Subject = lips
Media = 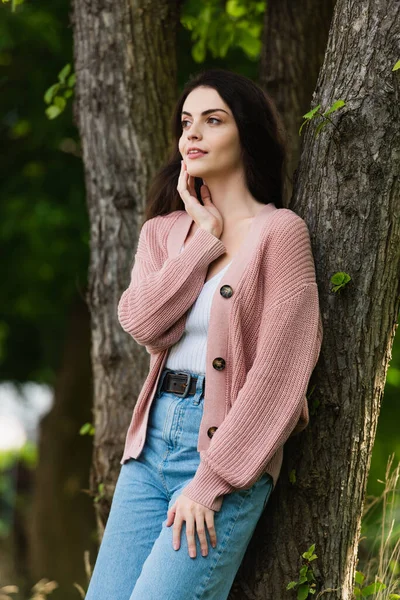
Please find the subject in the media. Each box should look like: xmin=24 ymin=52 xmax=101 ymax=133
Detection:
xmin=187 ymin=148 xmax=207 ymax=155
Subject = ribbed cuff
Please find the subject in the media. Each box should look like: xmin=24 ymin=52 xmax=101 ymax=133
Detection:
xmin=180 ymin=460 xmax=236 ymax=512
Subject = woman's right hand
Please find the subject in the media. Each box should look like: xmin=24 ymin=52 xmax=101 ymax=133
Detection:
xmin=177 ymin=160 xmax=223 ymax=239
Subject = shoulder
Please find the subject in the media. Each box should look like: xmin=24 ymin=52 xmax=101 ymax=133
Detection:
xmin=140 ymin=211 xmax=184 ymax=253
xmin=141 ymin=211 xmax=183 ymax=236
xmin=263 ymin=207 xmax=312 ymax=254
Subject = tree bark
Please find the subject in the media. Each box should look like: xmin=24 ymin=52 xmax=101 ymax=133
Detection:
xmin=236 ymin=1 xmax=400 ymax=599
xmin=71 ymin=0 xmax=181 ymax=547
xmin=29 ymin=295 xmax=96 ymax=599
xmin=259 ymin=0 xmax=337 ymax=206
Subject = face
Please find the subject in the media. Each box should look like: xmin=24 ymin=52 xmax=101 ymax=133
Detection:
xmin=178 ymin=86 xmax=242 ymax=180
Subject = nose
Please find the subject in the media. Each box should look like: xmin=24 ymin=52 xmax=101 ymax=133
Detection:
xmin=186 ymin=121 xmax=202 ymax=141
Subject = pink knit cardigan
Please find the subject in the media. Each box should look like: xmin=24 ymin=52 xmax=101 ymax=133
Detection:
xmin=117 ymin=202 xmax=323 ymax=511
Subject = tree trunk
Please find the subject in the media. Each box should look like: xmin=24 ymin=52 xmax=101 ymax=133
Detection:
xmin=29 ymin=295 xmax=96 ymax=600
xmin=259 ymin=0 xmax=337 ymax=206
xmin=235 ymin=1 xmax=400 ymax=599
xmin=71 ymin=0 xmax=182 ymax=548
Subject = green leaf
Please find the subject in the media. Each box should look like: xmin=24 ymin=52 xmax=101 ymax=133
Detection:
xmin=45 ymin=105 xmax=62 ymax=120
xmin=354 ymin=588 xmax=362 ymax=597
xmin=297 ymin=583 xmax=310 ymax=600
xmin=44 ymin=83 xmax=61 ymax=104
xmin=289 ymin=469 xmax=296 ymax=484
xmin=361 ymin=581 xmax=387 ymax=596
xmin=67 ymin=73 xmax=76 ymax=87
xmin=302 ymin=105 xmax=321 ymax=120
xmin=226 ymin=0 xmax=247 ymax=18
xmin=355 ymin=572 xmax=365 ymax=585
xmin=192 ymin=40 xmax=206 ymax=63
xmin=392 ymin=59 xmax=400 ymax=71
xmin=58 ymin=62 xmax=71 ymax=83
xmin=315 ymin=121 xmax=328 ymax=136
xmin=53 ymin=95 xmax=66 ymax=110
xmin=79 ymin=422 xmax=94 ymax=435
xmin=330 ymin=272 xmax=351 ymax=286
xmin=302 ymin=544 xmax=316 ymax=559
xmin=287 ymin=581 xmax=298 ymax=590
xmin=299 ymin=119 xmax=309 ymax=136
xmin=323 ymin=99 xmax=346 ymax=116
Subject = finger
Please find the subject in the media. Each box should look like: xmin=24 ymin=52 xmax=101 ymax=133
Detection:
xmin=188 ymin=174 xmax=196 ymax=198
xmin=166 ymin=503 xmax=176 ymax=527
xmin=195 ymin=513 xmax=209 ymax=557
xmin=173 ymin=516 xmax=183 ymax=551
xmin=205 ymin=512 xmax=217 ymax=548
xmin=185 ymin=515 xmax=197 ymax=558
xmin=200 ymin=184 xmax=212 ymax=206
xmin=177 ymin=162 xmax=191 ymax=204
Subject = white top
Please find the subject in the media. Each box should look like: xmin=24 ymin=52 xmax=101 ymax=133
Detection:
xmin=165 ymin=243 xmax=232 ymax=375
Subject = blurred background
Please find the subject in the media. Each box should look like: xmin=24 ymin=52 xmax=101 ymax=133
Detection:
xmin=0 ymin=0 xmax=399 ymax=598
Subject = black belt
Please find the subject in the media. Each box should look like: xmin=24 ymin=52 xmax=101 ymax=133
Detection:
xmin=160 ymin=370 xmax=201 ymax=398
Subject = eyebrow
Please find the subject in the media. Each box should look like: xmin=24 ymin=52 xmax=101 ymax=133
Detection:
xmin=181 ymin=108 xmax=229 ymax=117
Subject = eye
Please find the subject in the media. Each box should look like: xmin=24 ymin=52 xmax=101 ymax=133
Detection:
xmin=181 ymin=117 xmax=221 ymax=128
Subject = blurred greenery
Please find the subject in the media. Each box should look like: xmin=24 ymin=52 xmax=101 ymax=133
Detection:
xmin=0 ymin=0 xmax=88 ymax=385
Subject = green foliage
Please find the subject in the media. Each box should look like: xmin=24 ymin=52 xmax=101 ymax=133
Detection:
xmin=0 ymin=440 xmax=37 ymax=471
xmin=0 ymin=0 xmax=88 ymax=383
xmin=299 ymin=100 xmax=346 ymax=137
xmin=181 ymin=0 xmax=266 ymax=62
xmin=287 ymin=544 xmax=318 ymax=599
xmin=330 ymin=271 xmax=351 ymax=293
xmin=79 ymin=422 xmax=95 ymax=436
xmin=353 ymin=570 xmax=400 ymax=598
xmin=1 ymin=0 xmax=24 ymax=13
xmin=94 ymin=482 xmax=105 ymax=503
xmin=392 ymin=60 xmax=400 ymax=71
xmin=44 ymin=62 xmax=76 ymax=119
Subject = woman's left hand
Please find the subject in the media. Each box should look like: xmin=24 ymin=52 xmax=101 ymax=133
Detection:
xmin=166 ymin=494 xmax=217 ymax=558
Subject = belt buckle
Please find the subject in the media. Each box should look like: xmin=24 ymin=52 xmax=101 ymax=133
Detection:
xmin=174 ymin=372 xmax=192 ymax=398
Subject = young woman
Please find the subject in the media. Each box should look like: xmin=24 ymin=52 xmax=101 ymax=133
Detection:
xmin=85 ymin=68 xmax=323 ymax=600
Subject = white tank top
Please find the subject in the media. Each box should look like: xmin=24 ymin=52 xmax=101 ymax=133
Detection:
xmin=165 ymin=244 xmax=232 ymax=375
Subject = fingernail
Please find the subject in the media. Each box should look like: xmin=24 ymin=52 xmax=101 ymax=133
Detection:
xmin=173 ymin=543 xmax=178 ymax=550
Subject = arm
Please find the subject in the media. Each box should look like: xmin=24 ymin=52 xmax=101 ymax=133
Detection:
xmin=181 ymin=215 xmax=324 ymax=511
xmin=118 ymin=218 xmax=226 ymax=348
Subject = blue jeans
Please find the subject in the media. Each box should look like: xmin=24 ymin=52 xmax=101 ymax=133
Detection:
xmin=85 ymin=368 xmax=273 ymax=600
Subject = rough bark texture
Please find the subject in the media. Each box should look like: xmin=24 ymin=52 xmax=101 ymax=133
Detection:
xmin=234 ymin=1 xmax=399 ymax=599
xmin=71 ymin=0 xmax=181 ymax=548
xmin=259 ymin=0 xmax=337 ymax=206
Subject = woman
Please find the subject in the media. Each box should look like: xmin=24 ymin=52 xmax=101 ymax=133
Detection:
xmin=85 ymin=68 xmax=323 ymax=600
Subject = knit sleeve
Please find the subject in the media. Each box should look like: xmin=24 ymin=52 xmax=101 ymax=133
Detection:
xmin=180 ymin=214 xmax=323 ymax=511
xmin=117 ymin=219 xmax=226 ymax=349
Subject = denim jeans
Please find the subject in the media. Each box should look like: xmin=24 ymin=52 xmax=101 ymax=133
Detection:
xmin=85 ymin=368 xmax=274 ymax=600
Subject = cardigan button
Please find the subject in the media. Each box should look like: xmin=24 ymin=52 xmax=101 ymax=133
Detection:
xmin=207 ymin=426 xmax=218 ymax=438
xmin=220 ymin=284 xmax=233 ymax=298
xmin=212 ymin=357 xmax=226 ymax=370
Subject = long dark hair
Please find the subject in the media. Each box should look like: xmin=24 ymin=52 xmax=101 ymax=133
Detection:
xmin=144 ymin=68 xmax=288 ymax=223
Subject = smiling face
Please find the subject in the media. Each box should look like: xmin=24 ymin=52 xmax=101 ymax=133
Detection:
xmin=178 ymin=86 xmax=243 ymax=180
